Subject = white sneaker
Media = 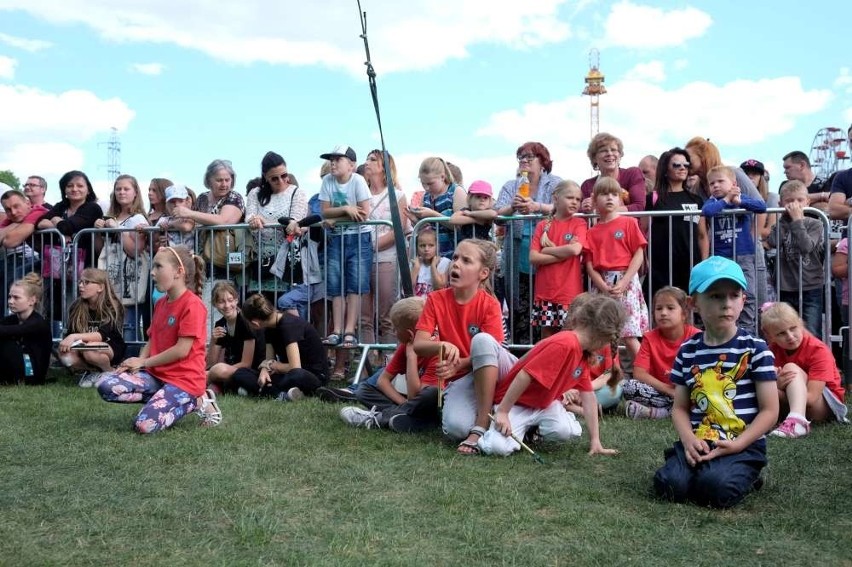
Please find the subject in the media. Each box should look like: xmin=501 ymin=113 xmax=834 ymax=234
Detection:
xmin=287 ymin=387 xmax=305 ymax=401
xmin=78 ymin=371 xmax=101 ymax=388
xmin=339 ymin=406 xmax=381 ymax=429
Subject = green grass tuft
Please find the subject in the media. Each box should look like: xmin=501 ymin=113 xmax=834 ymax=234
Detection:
xmin=1 ymin=378 xmax=850 ymax=565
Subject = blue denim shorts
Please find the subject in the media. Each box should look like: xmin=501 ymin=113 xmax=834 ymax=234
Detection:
xmin=326 ymin=232 xmax=373 ymax=296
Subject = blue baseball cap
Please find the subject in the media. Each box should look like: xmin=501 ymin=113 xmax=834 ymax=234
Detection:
xmin=689 ymin=256 xmax=747 ymax=294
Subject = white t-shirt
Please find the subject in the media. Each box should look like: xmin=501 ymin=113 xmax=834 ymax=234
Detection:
xmin=319 ymin=173 xmax=371 ymax=235
xmin=414 ymin=257 xmax=451 ymax=297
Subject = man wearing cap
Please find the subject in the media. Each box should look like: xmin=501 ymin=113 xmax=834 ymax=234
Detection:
xmin=449 ymin=180 xmax=496 ymax=241
xmin=0 ymin=189 xmax=48 ymax=294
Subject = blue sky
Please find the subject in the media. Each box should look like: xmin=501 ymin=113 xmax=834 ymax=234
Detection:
xmin=0 ymin=0 xmax=850 ymax=206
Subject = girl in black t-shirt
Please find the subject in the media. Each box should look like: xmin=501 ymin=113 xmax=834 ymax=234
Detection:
xmin=237 ymin=293 xmax=327 ymax=401
xmin=0 ymin=273 xmax=52 ymax=385
xmin=207 ymin=281 xmax=265 ymax=392
xmin=58 ymin=268 xmax=126 ymax=387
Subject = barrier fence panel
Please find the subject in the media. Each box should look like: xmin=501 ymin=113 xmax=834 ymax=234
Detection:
xmin=16 ymin=209 xmax=839 ymax=370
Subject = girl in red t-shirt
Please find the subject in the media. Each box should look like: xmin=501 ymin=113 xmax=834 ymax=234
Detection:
xmin=761 ymin=302 xmax=848 ymax=438
xmin=481 ymin=294 xmax=624 ymax=457
xmin=414 ymin=238 xmax=508 ymax=454
xmin=584 ymin=177 xmax=649 ymax=361
xmin=97 ymin=245 xmax=221 ymax=433
xmin=625 ymin=286 xmax=699 ymax=419
xmin=529 ymin=180 xmax=587 ymax=338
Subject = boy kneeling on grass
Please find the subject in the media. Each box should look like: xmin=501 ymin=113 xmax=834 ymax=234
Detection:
xmin=654 ymin=256 xmax=778 ymax=509
xmin=337 ymin=296 xmax=440 ymax=433
xmin=480 ymin=293 xmax=622 ymax=457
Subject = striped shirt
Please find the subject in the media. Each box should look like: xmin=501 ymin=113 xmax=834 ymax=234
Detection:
xmin=671 ymin=330 xmax=776 ymax=441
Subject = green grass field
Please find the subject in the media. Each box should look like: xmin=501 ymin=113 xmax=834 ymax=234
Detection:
xmin=1 ymin=375 xmax=850 ymax=566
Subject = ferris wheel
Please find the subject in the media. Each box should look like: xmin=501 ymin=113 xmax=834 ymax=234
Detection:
xmin=809 ymin=127 xmax=850 ymax=180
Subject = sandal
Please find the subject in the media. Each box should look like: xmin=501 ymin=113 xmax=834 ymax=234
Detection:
xmin=324 ymin=332 xmax=342 ymax=347
xmin=198 ymin=388 xmax=223 ymax=427
xmin=457 ymin=425 xmax=486 ymax=455
xmin=340 ymin=333 xmax=359 ymax=349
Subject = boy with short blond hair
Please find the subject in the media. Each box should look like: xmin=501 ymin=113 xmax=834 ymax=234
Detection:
xmin=654 ymin=256 xmax=778 ymax=508
xmin=701 ymin=165 xmax=766 ymax=331
xmin=338 ymin=296 xmax=441 ymax=433
xmin=766 ymin=180 xmax=825 ymax=336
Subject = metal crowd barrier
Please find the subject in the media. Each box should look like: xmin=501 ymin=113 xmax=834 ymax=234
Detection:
xmin=5 ymin=211 xmax=840 ymax=375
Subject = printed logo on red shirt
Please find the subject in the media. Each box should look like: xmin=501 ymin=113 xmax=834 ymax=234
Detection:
xmin=573 ymin=367 xmax=583 ymax=378
xmin=614 ymin=230 xmax=624 ymax=239
xmin=564 ymin=233 xmax=574 ymax=242
xmin=468 ymin=324 xmax=481 ymax=337
xmin=167 ymin=315 xmax=176 ymax=326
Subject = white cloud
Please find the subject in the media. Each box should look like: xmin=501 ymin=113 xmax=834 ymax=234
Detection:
xmin=604 ymin=1 xmax=712 ymax=49
xmin=0 ymin=0 xmax=572 ymax=74
xmin=0 ymin=55 xmax=16 ymax=79
xmin=0 ymin=84 xmax=135 ymax=201
xmin=0 ymin=31 xmax=52 ymax=52
xmin=476 ymin=75 xmax=832 ymax=179
xmin=835 ymin=67 xmax=852 ymax=93
xmin=624 ymin=60 xmax=665 ymax=83
xmin=130 ymin=62 xmax=164 ymax=76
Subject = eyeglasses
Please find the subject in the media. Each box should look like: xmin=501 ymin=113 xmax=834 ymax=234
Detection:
xmin=267 ymin=173 xmax=288 ymax=184
xmin=23 ymin=183 xmax=43 ymax=189
xmin=517 ymin=154 xmax=537 ymax=163
xmin=670 ymin=162 xmax=690 ymax=170
xmin=78 ymin=279 xmax=97 ymax=286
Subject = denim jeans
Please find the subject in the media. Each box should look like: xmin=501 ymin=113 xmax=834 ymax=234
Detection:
xmin=780 ymin=288 xmax=824 ymax=338
xmin=325 ymin=232 xmax=372 ymax=296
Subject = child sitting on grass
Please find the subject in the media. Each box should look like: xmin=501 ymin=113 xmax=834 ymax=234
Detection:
xmin=206 ymin=281 xmax=265 ymax=394
xmin=0 ymin=273 xmax=51 ymax=385
xmin=338 ymin=296 xmax=440 ymax=433
xmin=561 ymin=294 xmax=622 ymax=416
xmin=654 ymin=256 xmax=778 ymax=508
xmin=760 ymin=302 xmax=848 ymax=438
xmin=479 ymin=294 xmax=623 ymax=457
xmin=624 ymin=286 xmax=700 ymax=419
xmin=58 ymin=268 xmax=126 ymax=388
xmin=97 ymin=245 xmax=221 ymax=433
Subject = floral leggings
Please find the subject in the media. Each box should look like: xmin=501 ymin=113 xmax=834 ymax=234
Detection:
xmin=97 ymin=370 xmax=198 ymax=434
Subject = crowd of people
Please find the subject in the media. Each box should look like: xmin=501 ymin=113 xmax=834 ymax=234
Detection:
xmin=0 ymin=129 xmax=850 ymax=509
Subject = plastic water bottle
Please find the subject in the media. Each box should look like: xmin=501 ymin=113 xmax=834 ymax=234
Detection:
xmin=23 ymin=353 xmax=33 ymax=377
xmin=518 ymin=171 xmax=530 ymax=199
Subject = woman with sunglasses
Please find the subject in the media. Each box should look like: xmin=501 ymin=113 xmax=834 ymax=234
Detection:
xmin=494 ymin=141 xmax=562 ymax=346
xmin=579 ymin=133 xmax=646 ymax=213
xmin=244 ymin=151 xmax=306 ymax=294
xmin=642 ymin=148 xmax=708 ymax=299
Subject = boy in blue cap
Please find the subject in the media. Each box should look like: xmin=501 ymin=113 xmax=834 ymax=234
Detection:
xmin=654 ymin=256 xmax=778 ymax=508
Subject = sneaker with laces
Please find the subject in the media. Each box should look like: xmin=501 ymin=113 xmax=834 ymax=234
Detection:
xmin=770 ymin=415 xmax=810 ymax=438
xmin=197 ymin=388 xmax=223 ymax=427
xmin=316 ymin=386 xmax=358 ymax=403
xmin=287 ymin=387 xmax=305 ymax=401
xmin=340 ymin=406 xmax=381 ymax=429
xmin=78 ymin=371 xmax=101 ymax=388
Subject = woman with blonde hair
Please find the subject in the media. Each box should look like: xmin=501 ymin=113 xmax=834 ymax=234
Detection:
xmin=0 ymin=273 xmax=52 ymax=385
xmin=579 ymin=133 xmax=645 ymax=213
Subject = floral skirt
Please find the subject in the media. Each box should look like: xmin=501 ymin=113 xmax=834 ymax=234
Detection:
xmin=592 ymin=270 xmax=649 ymax=338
